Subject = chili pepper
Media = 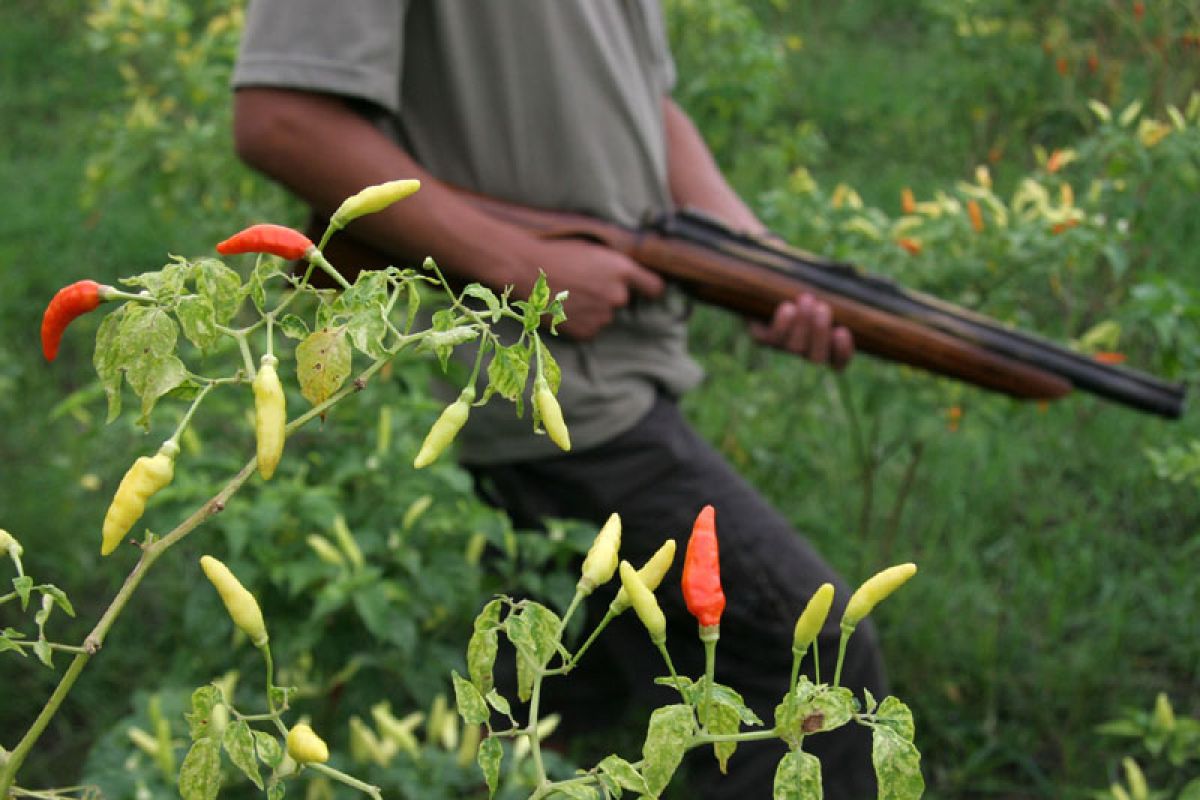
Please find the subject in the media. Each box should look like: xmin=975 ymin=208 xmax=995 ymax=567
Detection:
xmin=967 ymin=199 xmax=985 ymax=233
xmin=1123 ymin=758 xmax=1149 ymax=800
xmin=286 ymin=722 xmax=330 ymax=764
xmin=619 ymin=561 xmax=666 ymax=644
xmin=413 ymin=388 xmax=473 ymax=468
xmin=199 ymin=555 xmax=269 ymax=647
xmin=253 ymin=354 xmax=286 ymax=480
xmin=0 ymin=529 xmax=21 ymax=558
xmin=101 ymin=441 xmax=178 ymax=556
xmin=331 ymin=179 xmax=421 ymax=229
xmin=534 ymin=379 xmax=571 ymax=451
xmin=792 ymin=583 xmax=835 ymax=655
xmin=897 ymin=237 xmax=922 ymax=255
xmin=900 ymin=187 xmax=916 ymax=215
xmin=610 ymin=539 xmax=676 ymax=615
xmin=349 ymin=715 xmax=393 ymax=767
xmin=42 ymin=280 xmax=106 ymax=362
xmin=841 ymin=563 xmax=917 ymax=629
xmin=216 ymin=223 xmax=314 ymax=261
xmin=306 ymin=534 xmax=346 ymax=566
xmin=681 ymin=505 xmax=725 ymax=632
xmin=578 ymin=512 xmax=622 ymax=594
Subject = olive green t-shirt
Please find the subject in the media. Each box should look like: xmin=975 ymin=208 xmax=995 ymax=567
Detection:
xmin=233 ymin=1 xmax=703 ymax=463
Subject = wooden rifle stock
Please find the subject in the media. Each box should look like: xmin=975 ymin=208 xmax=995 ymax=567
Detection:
xmin=308 ymin=193 xmax=1186 ymax=419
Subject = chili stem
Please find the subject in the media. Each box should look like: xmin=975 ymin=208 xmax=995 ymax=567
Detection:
xmin=169 ymin=382 xmax=215 ymax=447
xmin=701 ymin=634 xmax=718 ymax=730
xmin=789 ymin=649 xmax=804 ymax=694
xmin=526 ymin=674 xmax=549 ymax=787
xmin=812 ymin=637 xmax=822 ymax=684
xmin=306 ymin=250 xmax=352 ymax=291
xmin=563 ymin=609 xmax=615 ymax=672
xmin=310 ymin=762 xmax=383 ymax=799
xmin=692 ymin=729 xmax=779 ymax=746
xmin=655 ymin=642 xmax=685 ymax=694
xmin=832 ymin=626 xmax=853 ymax=688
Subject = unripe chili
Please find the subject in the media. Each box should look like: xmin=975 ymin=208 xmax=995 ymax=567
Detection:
xmin=534 ymin=379 xmax=570 ymax=452
xmin=331 ymin=179 xmax=421 ymax=229
xmin=681 ymin=505 xmax=725 ymax=632
xmin=42 ymin=280 xmax=106 ymax=362
xmin=286 ymin=722 xmax=330 ymax=764
xmin=101 ymin=442 xmax=178 ymax=556
xmin=199 ymin=555 xmax=269 ymax=648
xmin=792 ymin=583 xmax=835 ymax=654
xmin=0 ymin=529 xmax=21 ymax=558
xmin=619 ymin=560 xmax=666 ymax=644
xmin=841 ymin=563 xmax=917 ymax=629
xmin=578 ymin=512 xmax=622 ymax=594
xmin=253 ymin=354 xmax=286 ymax=479
xmin=610 ymin=539 xmax=676 ymax=615
xmin=413 ymin=388 xmax=473 ymax=469
xmin=216 ymin=224 xmax=314 ymax=261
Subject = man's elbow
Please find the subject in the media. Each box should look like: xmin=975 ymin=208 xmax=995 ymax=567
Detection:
xmin=231 ymin=88 xmax=305 ymax=174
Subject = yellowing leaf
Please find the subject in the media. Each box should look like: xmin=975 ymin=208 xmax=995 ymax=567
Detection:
xmin=295 ymin=327 xmax=351 ymax=409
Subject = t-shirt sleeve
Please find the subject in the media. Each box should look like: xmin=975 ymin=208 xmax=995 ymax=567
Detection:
xmin=232 ymin=0 xmax=407 ymax=115
xmin=642 ymin=0 xmax=677 ymax=94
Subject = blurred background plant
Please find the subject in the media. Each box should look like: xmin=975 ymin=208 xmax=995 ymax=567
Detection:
xmin=2 ymin=0 xmax=1197 ymax=796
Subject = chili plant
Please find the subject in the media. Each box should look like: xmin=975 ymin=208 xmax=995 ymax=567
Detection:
xmin=0 ymin=181 xmax=569 ymax=799
xmin=453 ymin=506 xmax=924 ymax=800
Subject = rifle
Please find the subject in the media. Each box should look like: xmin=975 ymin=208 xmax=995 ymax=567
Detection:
xmin=307 ymin=194 xmax=1187 ymax=420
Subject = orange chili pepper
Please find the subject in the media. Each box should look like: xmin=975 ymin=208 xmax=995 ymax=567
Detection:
xmin=967 ymin=200 xmax=984 ymax=233
xmin=1094 ymin=351 xmax=1127 ymax=365
xmin=216 ymin=224 xmax=314 ymax=261
xmin=42 ymin=280 xmax=108 ymax=362
xmin=681 ymin=505 xmax=725 ymax=631
xmin=897 ymin=237 xmax=923 ymax=255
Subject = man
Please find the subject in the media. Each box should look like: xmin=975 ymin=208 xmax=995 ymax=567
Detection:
xmin=231 ymin=3 xmax=885 ymax=796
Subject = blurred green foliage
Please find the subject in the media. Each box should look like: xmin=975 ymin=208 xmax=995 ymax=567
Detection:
xmin=2 ymin=0 xmax=1198 ymax=797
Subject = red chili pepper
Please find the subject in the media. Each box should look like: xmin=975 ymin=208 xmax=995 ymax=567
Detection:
xmin=42 ymin=280 xmax=104 ymax=362
xmin=681 ymin=504 xmax=725 ymax=629
xmin=216 ymin=224 xmax=314 ymax=260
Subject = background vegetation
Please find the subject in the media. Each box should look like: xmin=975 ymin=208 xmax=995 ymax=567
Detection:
xmin=1 ymin=0 xmax=1197 ymax=797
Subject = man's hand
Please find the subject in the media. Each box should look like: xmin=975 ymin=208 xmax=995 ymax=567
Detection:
xmin=749 ymin=292 xmax=854 ymax=370
xmin=532 ymin=239 xmax=666 ymax=340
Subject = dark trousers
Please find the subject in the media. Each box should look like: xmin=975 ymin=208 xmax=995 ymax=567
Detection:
xmin=470 ymin=396 xmax=887 ymax=799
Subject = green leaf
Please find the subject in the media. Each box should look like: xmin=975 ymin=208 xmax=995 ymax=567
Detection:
xmin=12 ymin=576 xmax=33 ymax=611
xmin=486 ymin=689 xmax=511 ymax=718
xmin=535 ymin=336 xmax=561 ymax=393
xmin=36 ymin=585 xmax=75 ymax=617
xmin=523 ymin=272 xmax=552 ymax=333
xmin=641 ymin=704 xmax=694 ymax=797
xmin=703 ymin=699 xmax=743 ymax=774
xmin=123 ymin=257 xmax=191 ymax=302
xmin=176 ymin=294 xmax=220 ymax=352
xmin=550 ymin=783 xmax=599 ymax=799
xmin=773 ymin=749 xmax=823 ymax=799
xmin=184 ymin=685 xmax=222 ymax=741
xmin=486 ymin=342 xmax=530 ymax=412
xmin=194 ymin=258 xmax=243 ymax=324
xmin=452 ymin=670 xmax=491 ymax=726
xmin=871 ymin=726 xmax=924 ymax=800
xmin=178 ymin=738 xmax=222 ymax=800
xmin=295 ymin=327 xmax=352 ymax=409
xmin=222 ymin=720 xmax=263 ymax=790
xmin=1178 ymin=778 xmax=1200 ymax=800
xmin=128 ymin=353 xmax=187 ymax=425
xmin=468 ymin=599 xmax=503 ymax=693
xmin=464 ymin=283 xmax=502 ymax=322
xmin=477 ymin=735 xmax=502 ymax=798
xmin=277 ymin=314 xmax=310 ymax=341
xmin=874 ymin=696 xmax=915 ymax=742
xmin=774 ymin=678 xmax=856 ymax=748
xmin=253 ymin=730 xmax=283 ymax=769
xmin=335 ymin=270 xmax=390 ymax=357
xmin=93 ymin=304 xmax=185 ymax=425
xmin=505 ymin=602 xmax=562 ymax=702
xmin=267 ymin=782 xmax=286 ymax=800
xmin=32 ymin=637 xmax=53 ymax=668
xmin=597 ymin=754 xmax=651 ymax=795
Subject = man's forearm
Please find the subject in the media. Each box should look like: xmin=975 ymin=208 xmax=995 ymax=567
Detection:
xmin=662 ymin=97 xmax=765 ymax=234
xmin=233 ymin=88 xmax=542 ymax=296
